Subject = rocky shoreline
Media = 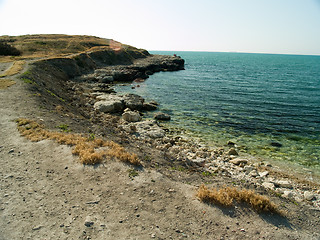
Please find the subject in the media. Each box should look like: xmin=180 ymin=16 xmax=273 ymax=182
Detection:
xmin=59 ymin=53 xmax=320 ymax=211
xmin=32 ymin=50 xmax=320 ymax=211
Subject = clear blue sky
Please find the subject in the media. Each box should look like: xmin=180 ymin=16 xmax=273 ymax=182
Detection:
xmin=1 ymin=0 xmax=320 ymax=55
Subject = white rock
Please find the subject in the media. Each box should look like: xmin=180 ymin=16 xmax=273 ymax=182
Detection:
xmin=262 ymin=182 xmax=275 ymax=190
xmin=276 ymin=180 xmax=292 ymax=189
xmin=259 ymin=171 xmax=269 ymax=178
xmin=122 ymin=110 xmax=141 ymax=122
xmin=304 ymin=191 xmax=315 ymax=201
xmin=282 ymin=190 xmax=294 ymax=198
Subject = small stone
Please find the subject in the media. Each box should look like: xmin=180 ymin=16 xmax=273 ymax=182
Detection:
xmin=229 ymin=158 xmax=248 ymax=166
xmin=32 ymin=225 xmax=43 ymax=230
xmin=8 ymin=149 xmax=14 ymax=154
xmin=304 ymin=191 xmax=315 ymax=201
xmin=84 ymin=216 xmax=94 ymax=227
xmin=151 ymin=233 xmax=156 ymax=238
xmin=240 ymin=228 xmax=245 ymax=232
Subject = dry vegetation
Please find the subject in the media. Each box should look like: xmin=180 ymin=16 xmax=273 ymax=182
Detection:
xmin=196 ymin=184 xmax=282 ymax=214
xmin=0 ymin=34 xmax=123 ymax=60
xmin=0 ymin=60 xmax=25 ymax=77
xmin=0 ymin=78 xmax=16 ymax=89
xmin=16 ymin=118 xmax=141 ymax=166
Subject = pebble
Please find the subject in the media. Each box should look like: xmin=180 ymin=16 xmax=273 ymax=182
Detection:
xmin=32 ymin=225 xmax=43 ymax=230
xmin=8 ymin=149 xmax=14 ymax=154
xmin=84 ymin=216 xmax=94 ymax=227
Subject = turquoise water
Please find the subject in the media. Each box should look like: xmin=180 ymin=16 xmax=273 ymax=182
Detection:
xmin=116 ymin=51 xmax=320 ymax=175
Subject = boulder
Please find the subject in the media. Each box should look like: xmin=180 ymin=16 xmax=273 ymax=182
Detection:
xmin=94 ymin=98 xmax=124 ymax=113
xmin=154 ymin=112 xmax=171 ymax=121
xmin=123 ymin=93 xmax=144 ymax=110
xmin=122 ymin=109 xmax=142 ymax=122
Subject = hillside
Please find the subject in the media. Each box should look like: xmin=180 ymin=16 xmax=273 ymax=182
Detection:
xmin=0 ymin=34 xmax=319 ymax=240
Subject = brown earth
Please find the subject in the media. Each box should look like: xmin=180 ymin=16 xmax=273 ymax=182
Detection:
xmin=1 ymin=36 xmax=320 ymax=240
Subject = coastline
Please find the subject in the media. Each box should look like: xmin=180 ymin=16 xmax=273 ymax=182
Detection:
xmin=1 ymin=35 xmax=320 ymax=239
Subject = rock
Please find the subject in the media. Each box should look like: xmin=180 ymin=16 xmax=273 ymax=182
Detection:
xmin=154 ymin=112 xmax=171 ymax=121
xmin=283 ymin=191 xmax=294 ymax=198
xmin=227 ymin=141 xmax=235 ymax=146
xmin=94 ymin=95 xmax=124 ymax=113
xmin=122 ymin=120 xmax=165 ymax=139
xmin=100 ymin=76 xmax=114 ymax=83
xmin=304 ymin=191 xmax=315 ymax=201
xmin=84 ymin=216 xmax=94 ymax=227
xmin=229 ymin=158 xmax=247 ymax=166
xmin=275 ymin=180 xmax=292 ymax=189
xmin=143 ymin=102 xmax=158 ymax=111
xmin=227 ymin=148 xmax=238 ymax=156
xmin=249 ymin=170 xmax=259 ymax=177
xmin=270 ymin=142 xmax=282 ymax=148
xmin=32 ymin=225 xmax=43 ymax=231
xmin=123 ymin=93 xmax=144 ymax=110
xmin=122 ymin=109 xmax=142 ymax=122
xmin=262 ymin=182 xmax=275 ymax=190
xmin=259 ymin=171 xmax=269 ymax=178
xmin=191 ymin=158 xmax=206 ymax=167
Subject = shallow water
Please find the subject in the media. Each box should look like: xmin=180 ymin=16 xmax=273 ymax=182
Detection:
xmin=116 ymin=51 xmax=320 ymax=176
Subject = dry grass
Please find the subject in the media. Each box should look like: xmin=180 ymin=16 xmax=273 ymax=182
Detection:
xmin=0 ymin=34 xmax=121 ymax=60
xmin=196 ymin=184 xmax=281 ymax=214
xmin=0 ymin=60 xmax=25 ymax=77
xmin=0 ymin=78 xmax=16 ymax=89
xmin=16 ymin=118 xmax=141 ymax=166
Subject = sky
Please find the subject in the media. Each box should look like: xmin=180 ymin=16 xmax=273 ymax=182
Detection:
xmin=0 ymin=0 xmax=320 ymax=55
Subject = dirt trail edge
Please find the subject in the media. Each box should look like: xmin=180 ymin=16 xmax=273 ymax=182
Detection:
xmin=0 ymin=62 xmax=319 ymax=240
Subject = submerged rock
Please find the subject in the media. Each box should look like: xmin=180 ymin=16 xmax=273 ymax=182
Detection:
xmin=154 ymin=112 xmax=171 ymax=121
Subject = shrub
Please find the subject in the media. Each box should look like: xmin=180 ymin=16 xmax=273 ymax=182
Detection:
xmin=196 ymin=184 xmax=281 ymax=214
xmin=0 ymin=42 xmax=21 ymax=56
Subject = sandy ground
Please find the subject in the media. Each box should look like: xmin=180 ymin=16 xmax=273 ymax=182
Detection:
xmin=0 ymin=62 xmax=320 ymax=240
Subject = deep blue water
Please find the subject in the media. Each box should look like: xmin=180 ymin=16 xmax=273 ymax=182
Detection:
xmin=116 ymin=51 xmax=320 ymax=175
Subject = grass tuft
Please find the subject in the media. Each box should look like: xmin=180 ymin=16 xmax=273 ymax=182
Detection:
xmin=16 ymin=118 xmax=141 ymax=166
xmin=196 ymin=184 xmax=281 ymax=214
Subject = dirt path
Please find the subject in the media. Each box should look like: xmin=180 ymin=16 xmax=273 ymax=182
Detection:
xmin=0 ymin=64 xmax=319 ymax=240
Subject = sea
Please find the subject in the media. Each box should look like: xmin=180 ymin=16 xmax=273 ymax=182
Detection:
xmin=116 ymin=51 xmax=320 ymax=178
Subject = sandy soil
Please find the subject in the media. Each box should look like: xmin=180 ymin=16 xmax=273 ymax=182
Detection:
xmin=0 ymin=62 xmax=320 ymax=240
